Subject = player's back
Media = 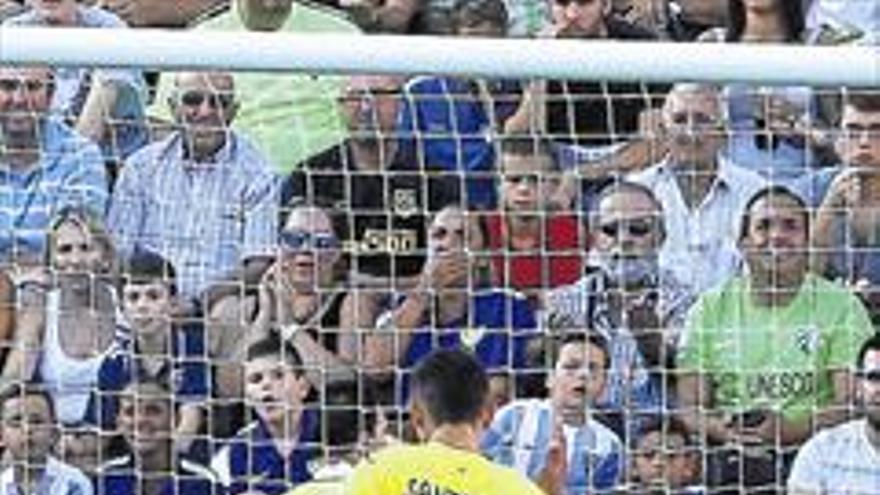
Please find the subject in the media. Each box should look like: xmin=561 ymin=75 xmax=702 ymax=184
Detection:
xmin=346 ymin=441 xmax=545 ymax=495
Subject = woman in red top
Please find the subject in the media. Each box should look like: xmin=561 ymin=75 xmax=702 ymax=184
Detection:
xmin=486 ymin=137 xmax=585 ymax=306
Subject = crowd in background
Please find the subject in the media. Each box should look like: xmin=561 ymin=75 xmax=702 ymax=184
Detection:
xmin=0 ymin=0 xmax=878 ymax=494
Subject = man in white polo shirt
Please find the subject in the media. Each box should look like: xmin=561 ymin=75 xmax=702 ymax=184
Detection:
xmin=787 ymin=332 xmax=880 ymax=495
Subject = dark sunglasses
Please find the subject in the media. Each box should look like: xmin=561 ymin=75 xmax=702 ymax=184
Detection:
xmin=598 ymin=219 xmax=656 ymax=238
xmin=279 ymin=229 xmax=339 ymax=252
xmin=0 ymin=78 xmax=47 ymax=94
xmin=177 ymin=90 xmax=234 ymax=110
xmin=858 ymin=370 xmax=880 ymax=382
xmin=668 ymin=111 xmax=722 ymax=129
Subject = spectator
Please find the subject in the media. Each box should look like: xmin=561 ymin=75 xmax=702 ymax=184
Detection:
xmin=2 ymin=207 xmax=126 ymax=427
xmin=699 ymin=0 xmax=825 ymax=186
xmin=545 ymin=181 xmax=695 ymax=432
xmin=0 ymin=384 xmax=93 ymax=495
xmin=359 ymin=205 xmax=538 ymax=406
xmin=286 ymin=75 xmax=460 ymax=286
xmin=211 ymin=334 xmax=317 ymax=495
xmin=481 ymin=332 xmax=625 ymax=493
xmin=98 ymin=375 xmax=219 ymax=494
xmin=628 ymin=416 xmax=704 ymax=495
xmin=812 ymin=92 xmax=880 ymax=316
xmin=505 ymin=0 xmax=666 ymax=181
xmin=631 ymin=83 xmax=766 ymax=292
xmin=0 ymin=65 xmax=108 ymax=261
xmin=676 ymin=186 xmax=874 ymax=491
xmin=97 ymin=250 xmax=211 ymax=449
xmin=208 ymin=204 xmax=355 ymax=412
xmin=150 ymin=0 xmax=360 ymax=174
xmin=787 ymin=332 xmax=880 ymax=495
xmin=346 ymin=349 xmax=547 ymax=495
xmin=5 ymin=0 xmax=148 ymax=161
xmin=486 ymin=136 xmax=584 ymax=304
xmin=109 ymin=71 xmax=278 ymax=301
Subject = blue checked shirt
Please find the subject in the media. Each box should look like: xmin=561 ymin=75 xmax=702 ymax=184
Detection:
xmin=0 ymin=456 xmax=93 ymax=495
xmin=544 ymin=268 xmax=696 ymax=413
xmin=0 ymin=117 xmax=108 ymax=260
xmin=481 ymin=399 xmax=624 ymax=494
xmin=107 ymin=131 xmax=278 ymax=299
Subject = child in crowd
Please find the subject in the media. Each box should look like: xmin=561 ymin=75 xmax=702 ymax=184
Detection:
xmin=629 ymin=416 xmax=704 ymax=495
xmin=211 ymin=334 xmax=317 ymax=495
xmin=97 ymin=250 xmax=210 ymax=453
xmin=98 ymin=375 xmax=219 ymax=494
xmin=481 ymin=332 xmax=624 ymax=493
xmin=0 ymin=384 xmax=93 ymax=495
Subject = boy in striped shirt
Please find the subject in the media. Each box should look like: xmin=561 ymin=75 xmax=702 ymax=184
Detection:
xmin=481 ymin=332 xmax=625 ymax=493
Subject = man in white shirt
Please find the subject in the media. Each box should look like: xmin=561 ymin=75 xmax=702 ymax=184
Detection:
xmin=630 ymin=83 xmax=765 ymax=293
xmin=787 ymin=332 xmax=880 ymax=495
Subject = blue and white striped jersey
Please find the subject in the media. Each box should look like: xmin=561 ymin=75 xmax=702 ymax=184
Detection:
xmin=481 ymin=399 xmax=624 ymax=494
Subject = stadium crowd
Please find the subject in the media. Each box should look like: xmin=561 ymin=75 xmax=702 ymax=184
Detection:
xmin=0 ymin=0 xmax=878 ymax=494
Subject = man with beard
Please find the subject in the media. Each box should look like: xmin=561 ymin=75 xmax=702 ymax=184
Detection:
xmin=0 ymin=65 xmax=108 ymax=262
xmin=787 ymin=332 xmax=880 ymax=495
xmin=631 ymin=83 xmax=765 ymax=292
xmin=545 ymin=180 xmax=695 ymax=436
xmin=481 ymin=332 xmax=625 ymax=493
xmin=108 ymin=71 xmax=278 ymax=302
xmin=677 ymin=186 xmax=874 ymax=492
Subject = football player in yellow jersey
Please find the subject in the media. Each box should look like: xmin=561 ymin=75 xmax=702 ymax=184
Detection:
xmin=344 ymin=348 xmax=559 ymax=495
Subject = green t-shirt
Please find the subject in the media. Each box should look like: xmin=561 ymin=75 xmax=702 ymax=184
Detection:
xmin=678 ymin=274 xmax=873 ymax=421
xmin=150 ymin=2 xmax=359 ymax=173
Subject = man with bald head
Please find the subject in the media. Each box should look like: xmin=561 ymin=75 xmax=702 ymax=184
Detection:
xmin=630 ymin=83 xmax=766 ymax=292
xmin=109 ymin=71 xmax=278 ymax=302
xmin=0 ymin=65 xmax=108 ymax=262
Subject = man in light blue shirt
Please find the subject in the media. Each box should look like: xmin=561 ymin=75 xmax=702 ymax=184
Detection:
xmin=0 ymin=65 xmax=109 ymax=262
xmin=108 ymin=71 xmax=277 ymax=301
xmin=5 ymin=0 xmax=148 ymax=160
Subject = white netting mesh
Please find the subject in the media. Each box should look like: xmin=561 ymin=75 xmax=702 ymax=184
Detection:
xmin=0 ymin=1 xmax=879 ymax=494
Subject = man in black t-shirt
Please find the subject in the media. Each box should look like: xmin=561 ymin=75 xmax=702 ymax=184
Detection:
xmin=285 ymin=75 xmax=461 ymax=285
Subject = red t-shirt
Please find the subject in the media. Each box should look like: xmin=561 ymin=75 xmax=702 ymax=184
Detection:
xmin=485 ymin=214 xmax=585 ymax=296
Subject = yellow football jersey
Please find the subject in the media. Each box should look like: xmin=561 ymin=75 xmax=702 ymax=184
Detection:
xmin=344 ymin=442 xmax=545 ymax=495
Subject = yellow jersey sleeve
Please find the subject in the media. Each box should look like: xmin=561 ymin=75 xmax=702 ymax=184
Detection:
xmin=344 ymin=456 xmax=396 ymax=495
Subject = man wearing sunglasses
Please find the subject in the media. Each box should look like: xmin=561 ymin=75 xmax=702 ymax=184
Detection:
xmin=545 ymin=180 xmax=695 ymax=436
xmin=108 ymin=71 xmax=278 ymax=302
xmin=0 ymin=65 xmax=108 ymax=262
xmin=631 ymin=83 xmax=766 ymax=293
xmin=149 ymin=0 xmax=360 ymax=174
xmin=788 ymin=332 xmax=880 ymax=495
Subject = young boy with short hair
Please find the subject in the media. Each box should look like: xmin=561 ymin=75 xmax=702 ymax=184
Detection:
xmin=210 ymin=333 xmax=317 ymax=495
xmin=0 ymin=384 xmax=93 ymax=495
